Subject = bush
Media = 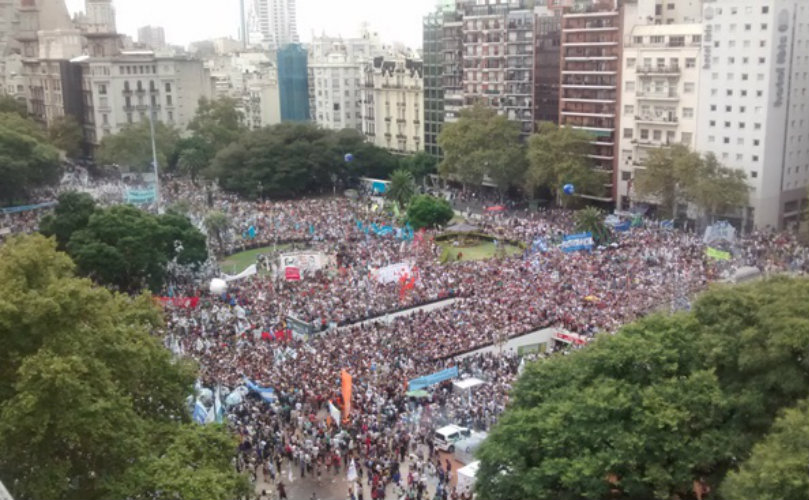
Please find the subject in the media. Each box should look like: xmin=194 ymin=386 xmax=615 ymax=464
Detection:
xmin=406 ymin=195 xmax=454 ymax=230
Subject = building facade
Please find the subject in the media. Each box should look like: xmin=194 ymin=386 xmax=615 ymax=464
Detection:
xmin=308 ymin=32 xmax=383 ymax=131
xmin=76 ymin=52 xmax=212 ymax=147
xmin=277 ymin=43 xmax=309 ymax=121
xmin=695 ymin=0 xmax=809 ymax=230
xmin=617 ymin=13 xmax=702 ymax=210
xmin=361 ymin=55 xmax=424 ymax=153
xmin=533 ymin=4 xmax=561 ymax=124
xmin=441 ymin=5 xmax=464 ymax=124
xmin=137 ymin=25 xmax=166 ymax=50
xmin=559 ymin=0 xmax=621 ymax=202
xmin=248 ymin=0 xmax=298 ymax=49
xmin=423 ymin=9 xmax=444 ymax=157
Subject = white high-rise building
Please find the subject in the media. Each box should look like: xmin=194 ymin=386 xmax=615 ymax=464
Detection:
xmin=309 ymin=30 xmax=384 ymax=131
xmin=695 ymin=0 xmax=809 ymax=230
xmin=137 ymin=25 xmax=166 ymax=50
xmin=361 ymin=55 xmax=424 ymax=153
xmin=617 ymin=0 xmax=703 ymax=211
xmin=247 ymin=0 xmax=298 ymax=49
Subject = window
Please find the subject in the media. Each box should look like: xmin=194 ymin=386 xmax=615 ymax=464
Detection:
xmin=684 ymin=82 xmax=695 ymax=93
xmin=754 ymin=123 xmax=761 ymax=130
xmin=709 ymin=120 xmax=716 ymax=127
xmin=744 ymin=24 xmax=751 ymax=31
xmin=623 ymin=128 xmax=633 ymax=139
xmin=166 ymin=95 xmax=172 ymax=106
xmin=626 ymin=58 xmax=636 ymax=68
xmin=739 ymin=122 xmax=745 ymax=129
xmin=650 ymin=36 xmax=664 ymax=44
xmin=726 ymin=105 xmax=732 ymax=112
xmin=633 ymin=36 xmax=643 ymax=44
xmin=165 ymin=82 xmax=171 ymax=92
xmin=761 ymin=24 xmax=767 ymax=30
xmin=727 ymin=89 xmax=733 ymax=96
xmin=624 ymin=105 xmax=634 ymax=114
xmin=653 ymin=130 xmax=662 ymax=141
xmin=685 ymin=58 xmax=696 ymax=68
xmin=625 ymin=81 xmax=635 ymax=92
xmin=681 ymin=132 xmax=692 ymax=144
xmin=723 ymin=137 xmax=730 ymax=144
xmin=682 ymin=107 xmax=694 ymax=118
xmin=752 ymin=155 xmax=759 ymax=162
xmin=711 ymin=105 xmax=717 ymax=111
xmin=751 ymin=171 xmax=758 ymax=178
xmin=640 ymin=129 xmax=649 ymax=139
xmin=708 ymin=135 xmax=715 ymax=143
xmin=762 ymin=6 xmax=769 ymax=13
xmin=621 ymin=171 xmax=632 ymax=181
xmin=99 ymin=84 xmax=107 ymax=95
xmin=725 ymin=121 xmax=731 ymax=128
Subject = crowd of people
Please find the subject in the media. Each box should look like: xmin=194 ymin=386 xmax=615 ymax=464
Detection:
xmin=4 ymin=176 xmax=809 ymax=499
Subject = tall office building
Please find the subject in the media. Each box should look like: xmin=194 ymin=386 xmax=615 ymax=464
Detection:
xmin=423 ymin=9 xmax=444 ymax=157
xmin=559 ymin=0 xmax=621 ymax=203
xmin=694 ymin=0 xmax=809 ymax=230
xmin=533 ymin=4 xmax=561 ymax=124
xmin=617 ymin=0 xmax=702 ymax=211
xmin=137 ymin=25 xmax=166 ymax=50
xmin=248 ymin=0 xmax=299 ymax=49
xmin=441 ymin=4 xmax=463 ymax=124
xmin=277 ymin=43 xmax=309 ymax=121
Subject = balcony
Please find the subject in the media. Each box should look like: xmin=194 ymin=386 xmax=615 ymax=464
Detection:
xmin=637 ymin=65 xmax=680 ymax=76
xmin=635 ymin=114 xmax=678 ymax=125
xmin=396 ymin=134 xmax=407 ymax=140
xmin=397 ymin=118 xmax=407 ymax=124
xmin=636 ymin=90 xmax=679 ymax=100
xmin=384 ymin=116 xmax=391 ymax=122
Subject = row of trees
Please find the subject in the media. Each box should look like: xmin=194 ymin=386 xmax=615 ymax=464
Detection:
xmin=40 ymin=192 xmax=208 ymax=293
xmin=0 ymin=236 xmax=249 ymax=500
xmin=475 ymin=277 xmax=809 ymax=500
xmin=438 ymin=104 xmax=750 ymax=219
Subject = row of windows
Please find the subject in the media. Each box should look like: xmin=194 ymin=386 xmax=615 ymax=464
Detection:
xmin=119 ymin=65 xmax=157 ymax=75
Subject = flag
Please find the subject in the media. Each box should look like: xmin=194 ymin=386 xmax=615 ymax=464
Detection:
xmin=347 ymin=459 xmax=358 ymax=482
xmin=243 ymin=377 xmax=276 ymax=403
xmin=214 ymin=385 xmax=225 ymax=424
xmin=392 ymin=201 xmax=401 ymax=218
xmin=192 ymin=400 xmax=207 ymax=424
xmin=706 ymin=247 xmax=731 ymax=260
xmin=285 ymin=266 xmax=301 ymax=281
xmin=328 ymin=401 xmax=342 ymax=425
xmin=341 ymin=370 xmax=352 ymax=422
xmin=661 ymin=219 xmax=674 ymax=230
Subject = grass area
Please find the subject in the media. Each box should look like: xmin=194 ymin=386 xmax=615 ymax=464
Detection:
xmin=218 ymin=244 xmax=292 ymax=274
xmin=438 ymin=240 xmax=523 ymax=262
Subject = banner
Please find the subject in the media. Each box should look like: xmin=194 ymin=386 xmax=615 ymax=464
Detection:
xmin=243 ymin=377 xmax=275 ymax=403
xmin=560 ymin=232 xmax=594 ymax=253
xmin=554 ymin=332 xmax=589 ymax=346
xmin=286 ymin=315 xmax=316 ymax=338
xmin=613 ymin=220 xmax=631 ymax=232
xmin=408 ymin=366 xmax=458 ymax=391
xmin=125 ymin=188 xmax=156 ymax=204
xmin=373 ymin=262 xmax=411 ymax=284
xmin=341 ymin=370 xmax=352 ymax=421
xmin=703 ymin=220 xmax=736 ymax=245
xmin=328 ymin=400 xmax=341 ymax=425
xmin=285 ymin=266 xmax=301 ymax=281
xmin=706 ymin=247 xmax=731 ymax=261
xmin=223 ymin=264 xmax=257 ymax=282
xmin=0 ymin=201 xmax=57 ymax=214
xmin=156 ymin=296 xmax=200 ymax=308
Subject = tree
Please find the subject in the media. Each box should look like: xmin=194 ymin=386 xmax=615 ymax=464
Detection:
xmin=634 ymin=144 xmax=702 ymax=219
xmin=39 ymin=191 xmax=97 ymax=250
xmin=0 ymin=112 xmax=62 ymax=205
xmin=48 ymin=115 xmax=84 ymax=159
xmin=437 ymin=104 xmax=525 ymax=193
xmin=526 ymin=122 xmax=601 ymax=205
xmin=574 ymin=206 xmax=610 ymax=245
xmin=96 ymin=121 xmax=180 ymax=172
xmin=720 ymin=398 xmax=809 ymax=500
xmin=0 ymin=95 xmax=28 ymax=117
xmin=0 ymin=235 xmax=248 ymax=500
xmin=177 ymin=146 xmax=209 ymax=184
xmin=398 ymin=151 xmax=437 ymax=182
xmin=407 ymin=195 xmax=454 ymax=229
xmin=203 ymin=211 xmax=230 ymax=255
xmin=387 ymin=169 xmax=417 ymax=207
xmin=187 ymin=96 xmax=246 ymax=154
xmin=690 ymin=153 xmax=749 ymax=225
xmin=476 ymin=277 xmax=809 ymax=500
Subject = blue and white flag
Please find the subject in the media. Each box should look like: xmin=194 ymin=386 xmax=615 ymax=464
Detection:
xmin=560 ymin=232 xmax=594 ymax=253
xmin=660 ymin=220 xmax=674 ymax=230
xmin=213 ymin=386 xmax=225 ymax=424
xmin=243 ymin=377 xmax=275 ymax=403
xmin=408 ymin=366 xmax=459 ymax=391
xmin=192 ymin=400 xmax=208 ymax=424
xmin=613 ymin=220 xmax=631 ymax=232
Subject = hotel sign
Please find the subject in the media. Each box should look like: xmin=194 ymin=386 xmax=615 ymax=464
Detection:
xmin=702 ymin=6 xmax=714 ymax=69
xmin=773 ymin=8 xmax=790 ymax=108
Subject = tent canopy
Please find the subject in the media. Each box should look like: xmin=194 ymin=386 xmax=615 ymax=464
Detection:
xmin=453 ymin=378 xmax=486 ymax=390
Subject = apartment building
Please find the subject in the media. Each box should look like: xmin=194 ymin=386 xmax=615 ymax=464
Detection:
xmin=423 ymin=9 xmax=445 ymax=157
xmin=75 ymin=52 xmax=212 ymax=147
xmin=441 ymin=5 xmax=464 ymax=124
xmin=361 ymin=55 xmax=424 ymax=154
xmin=533 ymin=4 xmax=562 ymax=124
xmin=309 ymin=31 xmax=383 ymax=131
xmin=695 ymin=0 xmax=809 ymax=230
xmin=559 ymin=0 xmax=621 ymax=202
xmin=617 ymin=3 xmax=702 ymax=211
xmin=248 ymin=0 xmax=299 ymax=49
xmin=137 ymin=25 xmax=166 ymax=50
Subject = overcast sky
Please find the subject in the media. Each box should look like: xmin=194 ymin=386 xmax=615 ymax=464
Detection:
xmin=65 ymin=0 xmax=437 ymax=49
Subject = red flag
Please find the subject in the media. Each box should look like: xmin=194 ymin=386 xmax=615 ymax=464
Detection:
xmin=285 ymin=266 xmax=301 ymax=281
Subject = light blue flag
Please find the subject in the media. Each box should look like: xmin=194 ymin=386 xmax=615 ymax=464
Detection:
xmin=192 ymin=401 xmax=207 ymax=424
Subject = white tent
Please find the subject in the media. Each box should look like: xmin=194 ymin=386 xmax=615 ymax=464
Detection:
xmin=456 ymin=461 xmax=480 ymax=494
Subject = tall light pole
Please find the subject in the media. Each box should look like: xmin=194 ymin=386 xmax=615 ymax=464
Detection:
xmin=148 ymin=96 xmax=161 ymax=214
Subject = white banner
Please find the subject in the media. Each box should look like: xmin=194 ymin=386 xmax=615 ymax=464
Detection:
xmin=223 ymin=264 xmax=257 ymax=282
xmin=373 ymin=262 xmax=411 ymax=284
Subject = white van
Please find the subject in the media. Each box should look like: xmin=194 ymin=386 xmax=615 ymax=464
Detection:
xmin=434 ymin=424 xmax=472 ymax=452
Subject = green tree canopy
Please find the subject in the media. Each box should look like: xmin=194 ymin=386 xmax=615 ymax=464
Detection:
xmin=476 ymin=277 xmax=809 ymax=500
xmin=48 ymin=115 xmax=84 ymax=159
xmin=187 ymin=96 xmax=246 ymax=154
xmin=387 ymin=169 xmax=417 ymax=207
xmin=634 ymin=145 xmax=748 ymax=221
xmin=39 ymin=191 xmax=97 ymax=250
xmin=526 ymin=122 xmax=601 ymax=205
xmin=398 ymin=151 xmax=437 ymax=182
xmin=720 ymin=398 xmax=809 ymax=500
xmin=0 ymin=95 xmax=28 ymax=117
xmin=407 ymin=194 xmax=454 ymax=229
xmin=96 ymin=121 xmax=180 ymax=172
xmin=574 ymin=206 xmax=610 ymax=245
xmin=206 ymin=123 xmax=398 ymax=199
xmin=0 ymin=235 xmax=249 ymax=500
xmin=0 ymin=112 xmax=62 ymax=205
xmin=437 ymin=104 xmax=525 ymax=193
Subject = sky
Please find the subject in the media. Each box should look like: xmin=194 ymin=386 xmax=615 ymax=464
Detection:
xmin=65 ymin=0 xmax=438 ymax=50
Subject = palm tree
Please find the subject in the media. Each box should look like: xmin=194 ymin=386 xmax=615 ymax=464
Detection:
xmin=387 ymin=169 xmax=417 ymax=207
xmin=204 ymin=211 xmax=229 ymax=255
xmin=574 ymin=206 xmax=610 ymax=245
xmin=177 ymin=147 xmax=208 ymax=185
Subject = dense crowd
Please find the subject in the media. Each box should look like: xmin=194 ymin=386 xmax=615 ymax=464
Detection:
xmin=4 ymin=177 xmax=809 ymax=499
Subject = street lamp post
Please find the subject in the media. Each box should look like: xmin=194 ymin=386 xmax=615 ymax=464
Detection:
xmin=148 ymin=98 xmax=161 ymax=213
